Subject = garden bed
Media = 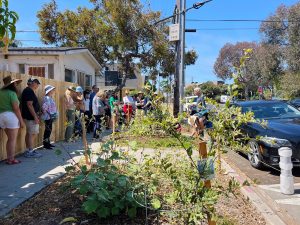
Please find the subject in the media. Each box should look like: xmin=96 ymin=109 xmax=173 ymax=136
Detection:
xmin=0 ymin=170 xmax=266 ymax=225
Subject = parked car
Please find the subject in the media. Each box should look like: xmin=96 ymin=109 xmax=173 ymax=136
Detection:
xmin=289 ymin=98 xmax=300 ymax=110
xmin=183 ymin=96 xmax=198 ymax=112
xmin=234 ymin=100 xmax=300 ymax=169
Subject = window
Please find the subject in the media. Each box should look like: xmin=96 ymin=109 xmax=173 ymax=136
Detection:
xmin=85 ymin=75 xmax=92 ymax=88
xmin=48 ymin=64 xmax=54 ymax=79
xmin=19 ymin=64 xmax=25 ymax=74
xmin=27 ymin=65 xmax=46 ymax=77
xmin=65 ymin=68 xmax=75 ymax=82
xmin=77 ymin=71 xmax=85 ymax=88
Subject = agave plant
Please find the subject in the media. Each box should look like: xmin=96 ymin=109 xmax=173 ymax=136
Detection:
xmin=0 ymin=0 xmax=19 ymax=53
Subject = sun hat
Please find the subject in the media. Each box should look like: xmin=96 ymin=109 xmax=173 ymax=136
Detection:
xmin=68 ymin=86 xmax=76 ymax=92
xmin=45 ymin=85 xmax=56 ymax=95
xmin=27 ymin=77 xmax=40 ymax=85
xmin=76 ymin=86 xmax=83 ymax=93
xmin=2 ymin=75 xmax=22 ymax=89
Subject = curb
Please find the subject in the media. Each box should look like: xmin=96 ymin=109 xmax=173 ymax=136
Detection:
xmin=221 ymin=158 xmax=287 ymax=225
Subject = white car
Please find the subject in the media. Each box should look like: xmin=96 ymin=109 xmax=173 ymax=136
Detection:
xmin=220 ymin=95 xmax=230 ymax=103
xmin=183 ymin=96 xmax=198 ymax=112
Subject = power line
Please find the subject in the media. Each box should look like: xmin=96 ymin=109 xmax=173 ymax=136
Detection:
xmin=187 ymin=19 xmax=300 ymax=23
xmin=193 ymin=27 xmax=259 ymax=30
xmin=16 ymin=30 xmax=39 ymax=32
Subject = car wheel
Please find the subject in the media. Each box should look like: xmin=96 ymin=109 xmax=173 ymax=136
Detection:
xmin=248 ymin=140 xmax=264 ymax=169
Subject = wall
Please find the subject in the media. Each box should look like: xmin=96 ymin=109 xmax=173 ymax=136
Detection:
xmin=61 ymin=54 xmax=96 ymax=85
xmin=0 ymin=71 xmax=73 ymax=161
xmin=0 ymin=55 xmax=60 ymax=79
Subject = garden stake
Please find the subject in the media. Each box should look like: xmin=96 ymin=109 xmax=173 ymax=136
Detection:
xmin=198 ymin=141 xmax=216 ymax=225
xmin=112 ymin=113 xmax=116 ymax=134
xmin=81 ymin=113 xmax=90 ymax=165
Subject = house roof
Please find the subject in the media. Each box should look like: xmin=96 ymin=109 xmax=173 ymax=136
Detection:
xmin=7 ymin=47 xmax=101 ymax=69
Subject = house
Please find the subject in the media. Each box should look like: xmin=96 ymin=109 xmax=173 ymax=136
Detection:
xmin=96 ymin=64 xmax=144 ymax=94
xmin=0 ymin=47 xmax=101 ymax=89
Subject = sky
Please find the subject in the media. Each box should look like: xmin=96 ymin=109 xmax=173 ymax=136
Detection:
xmin=8 ymin=0 xmax=300 ymax=84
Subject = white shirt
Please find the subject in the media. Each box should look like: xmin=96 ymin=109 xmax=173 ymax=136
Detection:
xmin=123 ymin=95 xmax=134 ymax=105
xmin=84 ymin=99 xmax=90 ymax=111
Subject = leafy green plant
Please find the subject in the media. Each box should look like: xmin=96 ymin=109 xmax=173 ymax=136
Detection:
xmin=0 ymin=0 xmax=18 ymax=52
xmin=69 ymin=141 xmax=141 ymax=219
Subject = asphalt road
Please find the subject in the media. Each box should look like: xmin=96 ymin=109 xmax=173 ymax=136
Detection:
xmin=223 ymin=150 xmax=300 ymax=185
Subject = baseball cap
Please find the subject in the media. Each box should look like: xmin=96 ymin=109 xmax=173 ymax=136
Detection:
xmin=27 ymin=77 xmax=40 ymax=85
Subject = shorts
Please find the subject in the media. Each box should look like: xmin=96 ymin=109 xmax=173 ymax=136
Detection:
xmin=123 ymin=105 xmax=133 ymax=114
xmin=0 ymin=111 xmax=20 ymax=129
xmin=24 ymin=119 xmax=39 ymax=134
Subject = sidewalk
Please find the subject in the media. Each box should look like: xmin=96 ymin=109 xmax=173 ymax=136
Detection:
xmin=222 ymin=156 xmax=300 ymax=225
xmin=0 ymin=132 xmax=110 ymax=218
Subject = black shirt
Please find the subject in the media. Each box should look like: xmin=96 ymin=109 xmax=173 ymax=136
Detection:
xmin=21 ymin=87 xmax=40 ymax=120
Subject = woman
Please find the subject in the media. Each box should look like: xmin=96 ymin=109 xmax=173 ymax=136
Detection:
xmin=64 ymin=86 xmax=76 ymax=142
xmin=122 ymin=90 xmax=134 ymax=124
xmin=0 ymin=76 xmax=24 ymax=165
xmin=74 ymin=86 xmax=84 ymax=137
xmin=92 ymin=90 xmax=106 ymax=139
xmin=41 ymin=85 xmax=57 ymax=149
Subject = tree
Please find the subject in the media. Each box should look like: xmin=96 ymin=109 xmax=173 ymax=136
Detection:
xmin=37 ymin=0 xmax=197 ymax=93
xmin=279 ymin=72 xmax=300 ymax=99
xmin=260 ymin=2 xmax=300 ymax=72
xmin=0 ymin=0 xmax=18 ymax=53
xmin=214 ymin=42 xmax=258 ymax=99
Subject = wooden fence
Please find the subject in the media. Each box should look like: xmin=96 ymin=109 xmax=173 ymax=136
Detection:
xmin=0 ymin=71 xmax=74 ymax=161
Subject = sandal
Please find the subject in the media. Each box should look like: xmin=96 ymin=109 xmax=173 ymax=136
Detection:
xmin=6 ymin=159 xmax=21 ymax=165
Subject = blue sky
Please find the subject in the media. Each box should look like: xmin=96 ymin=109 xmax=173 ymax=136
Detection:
xmin=9 ymin=0 xmax=300 ymax=83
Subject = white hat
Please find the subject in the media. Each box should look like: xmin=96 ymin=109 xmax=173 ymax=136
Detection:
xmin=45 ymin=85 xmax=55 ymax=95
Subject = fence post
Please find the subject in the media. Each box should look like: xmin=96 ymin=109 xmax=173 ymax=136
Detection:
xmin=199 ymin=141 xmax=216 ymax=225
xmin=81 ymin=113 xmax=90 ymax=166
xmin=278 ymin=147 xmax=294 ymax=195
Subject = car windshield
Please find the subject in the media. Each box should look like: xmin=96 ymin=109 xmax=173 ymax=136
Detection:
xmin=241 ymin=102 xmax=300 ymax=119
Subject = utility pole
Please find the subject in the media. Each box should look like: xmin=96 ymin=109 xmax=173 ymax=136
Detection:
xmin=179 ymin=0 xmax=186 ymax=114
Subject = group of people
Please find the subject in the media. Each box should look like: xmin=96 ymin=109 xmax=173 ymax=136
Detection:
xmin=0 ymin=74 xmax=160 ymax=165
xmin=0 ymin=75 xmax=58 ymax=164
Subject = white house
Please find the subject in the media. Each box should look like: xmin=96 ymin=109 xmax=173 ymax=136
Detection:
xmin=0 ymin=47 xmax=101 ymax=89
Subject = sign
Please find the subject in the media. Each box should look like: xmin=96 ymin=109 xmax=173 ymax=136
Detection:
xmin=169 ymin=24 xmax=180 ymax=42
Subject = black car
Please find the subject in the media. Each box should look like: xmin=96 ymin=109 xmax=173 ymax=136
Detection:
xmin=234 ymin=100 xmax=300 ymax=169
xmin=289 ymin=98 xmax=300 ymax=110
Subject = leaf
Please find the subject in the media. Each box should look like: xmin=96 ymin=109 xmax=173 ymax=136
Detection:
xmin=111 ymin=207 xmax=120 ymax=215
xmin=59 ymin=217 xmax=78 ymax=224
xmin=127 ymin=207 xmax=137 ymax=218
xmin=186 ymin=147 xmax=193 ymax=157
xmin=65 ymin=166 xmax=75 ymax=172
xmin=83 ymin=199 xmax=100 ymax=214
xmin=117 ymin=176 xmax=128 ymax=187
xmin=151 ymin=198 xmax=161 ymax=209
xmin=96 ymin=206 xmax=110 ymax=218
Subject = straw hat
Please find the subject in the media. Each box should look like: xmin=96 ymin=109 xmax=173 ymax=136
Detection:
xmin=45 ymin=85 xmax=56 ymax=95
xmin=2 ymin=75 xmax=22 ymax=89
xmin=68 ymin=86 xmax=76 ymax=92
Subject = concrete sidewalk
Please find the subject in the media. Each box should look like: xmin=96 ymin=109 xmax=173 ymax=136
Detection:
xmin=0 ymin=132 xmax=110 ymax=218
xmin=222 ymin=156 xmax=300 ymax=225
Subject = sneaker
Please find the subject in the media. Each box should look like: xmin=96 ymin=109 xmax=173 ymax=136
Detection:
xmin=43 ymin=145 xmax=53 ymax=150
xmin=49 ymin=143 xmax=55 ymax=148
xmin=24 ymin=150 xmax=43 ymax=158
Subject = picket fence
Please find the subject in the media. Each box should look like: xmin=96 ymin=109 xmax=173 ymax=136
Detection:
xmin=0 ymin=71 xmax=74 ymax=161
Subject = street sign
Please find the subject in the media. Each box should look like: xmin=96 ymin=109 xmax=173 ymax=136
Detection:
xmin=169 ymin=24 xmax=180 ymax=42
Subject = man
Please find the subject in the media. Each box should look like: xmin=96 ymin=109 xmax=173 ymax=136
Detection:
xmin=22 ymin=78 xmax=42 ymax=158
xmin=188 ymin=87 xmax=208 ymax=137
xmin=89 ymin=85 xmax=99 ymax=131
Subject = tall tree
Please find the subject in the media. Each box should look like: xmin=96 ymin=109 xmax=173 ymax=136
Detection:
xmin=260 ymin=2 xmax=300 ymax=72
xmin=213 ymin=42 xmax=258 ymax=99
xmin=37 ymin=0 xmax=196 ymax=92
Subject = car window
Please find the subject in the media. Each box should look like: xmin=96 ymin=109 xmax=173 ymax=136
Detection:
xmin=241 ymin=102 xmax=300 ymax=119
